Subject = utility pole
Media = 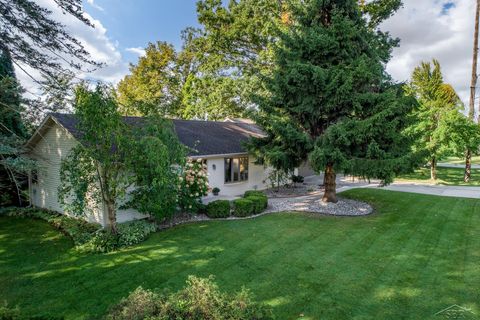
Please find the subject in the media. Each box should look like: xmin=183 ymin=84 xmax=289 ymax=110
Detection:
xmin=465 ymin=0 xmax=480 ymax=182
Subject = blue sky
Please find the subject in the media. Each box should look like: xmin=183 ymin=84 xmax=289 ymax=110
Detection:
xmin=84 ymin=0 xmax=200 ymax=64
xmin=15 ymin=0 xmax=476 ymax=109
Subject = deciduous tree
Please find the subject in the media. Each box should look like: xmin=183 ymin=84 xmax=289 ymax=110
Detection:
xmin=59 ymin=85 xmax=185 ymax=232
xmin=406 ymin=60 xmax=464 ymax=180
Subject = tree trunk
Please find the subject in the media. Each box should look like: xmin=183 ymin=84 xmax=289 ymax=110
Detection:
xmin=322 ymin=163 xmax=337 ymax=203
xmin=430 ymin=157 xmax=437 ymax=180
xmin=465 ymin=149 xmax=472 ymax=182
xmin=106 ymin=201 xmax=117 ymax=234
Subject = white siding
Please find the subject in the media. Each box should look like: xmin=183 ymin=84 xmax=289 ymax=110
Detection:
xmin=205 ymin=155 xmax=271 ymax=197
xmin=29 ymin=121 xmax=107 ymax=226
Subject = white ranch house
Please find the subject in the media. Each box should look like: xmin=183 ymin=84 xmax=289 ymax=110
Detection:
xmin=25 ymin=113 xmax=275 ymax=227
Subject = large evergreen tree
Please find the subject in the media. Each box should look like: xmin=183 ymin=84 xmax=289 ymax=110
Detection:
xmin=0 ymin=48 xmax=32 ymax=205
xmin=249 ymin=0 xmax=414 ymax=203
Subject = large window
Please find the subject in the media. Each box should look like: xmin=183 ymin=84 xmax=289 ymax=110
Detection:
xmin=224 ymin=157 xmax=249 ymax=183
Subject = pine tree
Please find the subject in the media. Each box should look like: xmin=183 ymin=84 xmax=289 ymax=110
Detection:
xmin=0 ymin=47 xmax=31 ymax=205
xmin=249 ymin=0 xmax=414 ymax=202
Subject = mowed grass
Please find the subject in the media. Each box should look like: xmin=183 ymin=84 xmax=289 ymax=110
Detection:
xmin=442 ymin=156 xmax=480 ymax=165
xmin=1 ymin=189 xmax=480 ymax=319
xmin=397 ymin=166 xmax=480 ymax=186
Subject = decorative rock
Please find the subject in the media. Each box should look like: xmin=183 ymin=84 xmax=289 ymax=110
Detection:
xmin=265 ymin=196 xmax=372 ymax=216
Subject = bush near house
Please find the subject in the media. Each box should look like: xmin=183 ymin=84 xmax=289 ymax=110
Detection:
xmin=232 ymin=198 xmax=254 ymax=217
xmin=106 ymin=276 xmax=273 ymax=320
xmin=246 ymin=196 xmax=268 ymax=214
xmin=244 ymin=190 xmax=266 ymax=199
xmin=88 ymin=220 xmax=157 ymax=253
xmin=206 ymin=200 xmax=231 ymax=218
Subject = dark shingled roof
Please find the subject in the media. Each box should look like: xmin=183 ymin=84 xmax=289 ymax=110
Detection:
xmin=50 ymin=113 xmax=264 ymax=157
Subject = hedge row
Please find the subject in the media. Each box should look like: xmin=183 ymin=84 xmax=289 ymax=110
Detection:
xmin=205 ymin=190 xmax=268 ymax=219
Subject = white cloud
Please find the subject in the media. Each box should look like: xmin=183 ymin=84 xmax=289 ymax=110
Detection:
xmin=15 ymin=0 xmax=128 ymax=95
xmin=382 ymin=0 xmax=476 ymax=107
xmin=126 ymin=47 xmax=146 ymax=56
xmin=86 ymin=0 xmax=104 ymax=12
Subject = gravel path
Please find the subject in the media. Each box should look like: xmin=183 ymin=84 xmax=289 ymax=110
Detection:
xmin=265 ymin=194 xmax=373 ymax=216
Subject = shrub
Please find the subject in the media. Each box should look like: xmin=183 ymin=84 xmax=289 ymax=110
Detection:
xmin=178 ymin=159 xmax=209 ymax=212
xmin=246 ymin=196 xmax=268 ymax=214
xmin=291 ymin=175 xmax=304 ymax=184
xmin=106 ymin=276 xmax=273 ymax=320
xmin=206 ymin=200 xmax=231 ymax=218
xmin=212 ymin=187 xmax=220 ymax=195
xmin=86 ymin=220 xmax=157 ymax=253
xmin=244 ymin=190 xmax=267 ymax=199
xmin=232 ymin=198 xmax=254 ymax=217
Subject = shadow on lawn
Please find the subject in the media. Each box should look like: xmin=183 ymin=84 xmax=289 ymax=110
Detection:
xmin=1 ymin=192 xmax=480 ymax=319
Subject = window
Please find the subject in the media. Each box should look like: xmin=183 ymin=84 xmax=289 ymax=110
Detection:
xmin=224 ymin=156 xmax=248 ymax=183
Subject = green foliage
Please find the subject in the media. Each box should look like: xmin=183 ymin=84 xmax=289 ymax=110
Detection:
xmin=106 ymin=276 xmax=273 ymax=320
xmin=59 ymin=84 xmax=130 ymax=231
xmin=212 ymin=187 xmax=220 ymax=195
xmin=1 ymin=207 xmax=101 ymax=246
xmin=405 ymin=60 xmax=466 ymax=169
xmin=246 ymin=196 xmax=268 ymax=214
xmin=206 ymin=200 xmax=231 ymax=218
xmin=118 ymin=41 xmax=180 ymax=116
xmin=0 ymin=48 xmax=33 ymax=206
xmin=59 ymin=84 xmax=184 ymax=230
xmin=87 ymin=220 xmax=157 ymax=253
xmin=249 ymin=0 xmax=415 ymax=189
xmin=125 ymin=116 xmax=186 ymax=221
xmin=244 ymin=190 xmax=266 ymax=199
xmin=232 ymin=198 xmax=254 ymax=217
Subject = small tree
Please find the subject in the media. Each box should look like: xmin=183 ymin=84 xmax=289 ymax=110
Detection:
xmin=125 ymin=116 xmax=186 ymax=221
xmin=406 ymin=60 xmax=463 ymax=180
xmin=59 ymin=85 xmax=185 ymax=232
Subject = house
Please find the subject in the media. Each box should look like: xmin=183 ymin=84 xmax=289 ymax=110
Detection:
xmin=25 ymin=113 xmax=272 ymax=227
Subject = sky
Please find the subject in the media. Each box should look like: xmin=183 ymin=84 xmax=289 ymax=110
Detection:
xmin=16 ymin=0 xmax=478 ymax=108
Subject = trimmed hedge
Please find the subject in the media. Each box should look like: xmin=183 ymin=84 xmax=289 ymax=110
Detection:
xmin=206 ymin=200 xmax=231 ymax=218
xmin=232 ymin=198 xmax=254 ymax=217
xmin=246 ymin=195 xmax=268 ymax=214
xmin=244 ymin=190 xmax=267 ymax=199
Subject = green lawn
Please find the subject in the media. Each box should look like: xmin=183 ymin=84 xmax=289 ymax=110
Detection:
xmin=397 ymin=166 xmax=480 ymax=186
xmin=441 ymin=156 xmax=480 ymax=165
xmin=1 ymin=189 xmax=479 ymax=319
